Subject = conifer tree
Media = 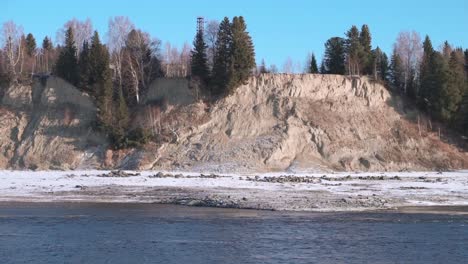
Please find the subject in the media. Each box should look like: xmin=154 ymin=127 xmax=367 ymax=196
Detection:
xmin=430 ymin=52 xmax=451 ymax=121
xmin=442 ymin=41 xmax=452 ymax=61
xmin=443 ymin=51 xmax=466 ymax=121
xmin=390 ymin=49 xmax=404 ymax=92
xmin=372 ymin=47 xmax=388 ymax=81
xmin=359 ymin=24 xmax=373 ymax=74
xmin=323 ymin=37 xmax=345 ymax=74
xmin=55 ymin=27 xmax=79 ymax=85
xmin=259 ymin=59 xmax=268 ymax=74
xmin=309 ymin=53 xmax=318 ymax=73
xmin=211 ymin=17 xmax=233 ymax=95
xmin=89 ymin=31 xmax=109 ymax=94
xmin=457 ymin=91 xmax=468 ymax=135
xmin=78 ymin=41 xmax=91 ymax=91
xmin=419 ymin=35 xmax=435 ymax=108
xmin=319 ymin=60 xmax=326 ymax=74
xmin=25 ymin=33 xmax=36 ymax=57
xmin=190 ymin=25 xmax=210 ymax=86
xmin=464 ymin=49 xmax=468 ymax=76
xmin=345 ymin=25 xmax=363 ymax=75
xmin=42 ymin=36 xmax=52 ymax=51
xmin=228 ymin=16 xmax=255 ymax=93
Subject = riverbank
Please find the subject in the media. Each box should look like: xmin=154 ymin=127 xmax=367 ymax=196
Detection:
xmin=0 ymin=170 xmax=467 ymax=211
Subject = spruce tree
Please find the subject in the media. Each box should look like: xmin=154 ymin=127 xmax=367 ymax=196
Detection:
xmin=464 ymin=49 xmax=468 ymax=76
xmin=55 ymin=27 xmax=79 ymax=85
xmin=190 ymin=26 xmax=210 ymax=86
xmin=442 ymin=41 xmax=452 ymax=61
xmin=372 ymin=47 xmax=388 ymax=81
xmin=116 ymin=86 xmax=129 ymax=129
xmin=345 ymin=25 xmax=363 ymax=75
xmin=42 ymin=36 xmax=52 ymax=51
xmin=323 ymin=37 xmax=345 ymax=74
xmin=228 ymin=16 xmax=256 ymax=93
xmin=88 ymin=31 xmax=114 ymax=136
xmin=309 ymin=53 xmax=318 ymax=73
xmin=319 ymin=60 xmax=326 ymax=74
xmin=457 ymin=91 xmax=468 ymax=135
xmin=390 ymin=49 xmax=404 ymax=92
xmin=359 ymin=24 xmax=373 ymax=75
xmin=25 ymin=33 xmax=36 ymax=57
xmin=78 ymin=41 xmax=91 ymax=92
xmin=419 ymin=35 xmax=435 ymax=109
xmin=430 ymin=52 xmax=451 ymax=121
xmin=89 ymin=31 xmax=109 ymax=94
xmin=259 ymin=59 xmax=268 ymax=74
xmin=211 ymin=17 xmax=233 ymax=95
xmin=443 ymin=51 xmax=466 ymax=121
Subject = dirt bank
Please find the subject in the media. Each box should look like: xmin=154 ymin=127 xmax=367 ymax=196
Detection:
xmin=1 ymin=74 xmax=467 ymax=171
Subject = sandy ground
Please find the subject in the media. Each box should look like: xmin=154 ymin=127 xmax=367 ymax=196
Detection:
xmin=0 ymin=170 xmax=467 ymax=212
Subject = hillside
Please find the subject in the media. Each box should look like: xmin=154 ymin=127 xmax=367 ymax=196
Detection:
xmin=0 ymin=74 xmax=466 ymax=172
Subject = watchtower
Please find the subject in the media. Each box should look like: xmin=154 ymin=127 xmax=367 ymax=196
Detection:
xmin=197 ymin=17 xmax=204 ymax=35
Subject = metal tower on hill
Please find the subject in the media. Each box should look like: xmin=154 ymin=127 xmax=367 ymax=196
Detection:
xmin=197 ymin=17 xmax=204 ymax=35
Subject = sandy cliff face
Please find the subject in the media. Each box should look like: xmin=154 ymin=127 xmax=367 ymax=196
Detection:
xmin=143 ymin=74 xmax=467 ymax=172
xmin=0 ymin=77 xmax=104 ymax=170
xmin=0 ymin=74 xmax=466 ymax=172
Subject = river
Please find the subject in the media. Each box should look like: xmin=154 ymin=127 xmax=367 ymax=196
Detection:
xmin=0 ymin=203 xmax=467 ymax=263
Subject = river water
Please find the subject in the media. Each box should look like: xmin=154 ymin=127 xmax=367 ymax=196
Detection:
xmin=0 ymin=203 xmax=467 ymax=264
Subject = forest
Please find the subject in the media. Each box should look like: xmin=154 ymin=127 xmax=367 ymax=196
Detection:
xmin=0 ymin=17 xmax=467 ymax=148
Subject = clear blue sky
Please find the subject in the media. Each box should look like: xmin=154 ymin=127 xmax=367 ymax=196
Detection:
xmin=4 ymin=0 xmax=468 ymax=71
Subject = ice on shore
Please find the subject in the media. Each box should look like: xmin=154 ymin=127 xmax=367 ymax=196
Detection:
xmin=0 ymin=170 xmax=467 ymax=211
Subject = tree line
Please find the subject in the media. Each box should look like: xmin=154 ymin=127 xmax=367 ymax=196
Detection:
xmin=299 ymin=25 xmax=467 ymax=137
xmin=0 ymin=16 xmax=256 ymax=148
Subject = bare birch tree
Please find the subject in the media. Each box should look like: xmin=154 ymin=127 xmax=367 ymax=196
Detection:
xmin=282 ymin=57 xmax=294 ymax=73
xmin=1 ymin=21 xmax=24 ymax=83
xmin=107 ymin=16 xmax=135 ymax=88
xmin=180 ymin=42 xmax=191 ymax=77
xmin=122 ymin=29 xmax=161 ymax=105
xmin=205 ymin=19 xmax=219 ymax=69
xmin=57 ymin=18 xmax=93 ymax=55
xmin=394 ymin=31 xmax=423 ymax=94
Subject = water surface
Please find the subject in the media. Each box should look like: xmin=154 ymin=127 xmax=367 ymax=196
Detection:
xmin=0 ymin=203 xmax=467 ymax=264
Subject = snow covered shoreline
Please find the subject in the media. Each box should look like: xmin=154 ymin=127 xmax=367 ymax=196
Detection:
xmin=1 ymin=170 xmax=467 ymax=211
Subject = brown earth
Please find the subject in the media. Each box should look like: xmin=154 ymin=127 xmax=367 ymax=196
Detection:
xmin=0 ymin=74 xmax=466 ymax=172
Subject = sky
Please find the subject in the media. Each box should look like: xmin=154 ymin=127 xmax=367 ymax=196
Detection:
xmin=3 ymin=0 xmax=468 ymax=72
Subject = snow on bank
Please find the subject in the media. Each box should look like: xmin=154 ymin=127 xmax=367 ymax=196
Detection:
xmin=0 ymin=170 xmax=467 ymax=211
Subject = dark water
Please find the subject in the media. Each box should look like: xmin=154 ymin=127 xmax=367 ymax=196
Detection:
xmin=0 ymin=203 xmax=467 ymax=264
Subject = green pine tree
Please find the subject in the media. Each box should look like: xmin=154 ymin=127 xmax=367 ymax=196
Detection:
xmin=457 ymin=91 xmax=468 ymax=135
xmin=88 ymin=31 xmax=111 ymax=97
xmin=309 ymin=53 xmax=318 ymax=73
xmin=78 ymin=41 xmax=91 ymax=92
xmin=464 ymin=49 xmax=468 ymax=76
xmin=259 ymin=59 xmax=268 ymax=74
xmin=372 ymin=47 xmax=388 ymax=81
xmin=211 ymin=17 xmax=233 ymax=95
xmin=319 ymin=60 xmax=326 ymax=74
xmin=55 ymin=27 xmax=79 ymax=85
xmin=443 ymin=51 xmax=466 ymax=121
xmin=359 ymin=24 xmax=373 ymax=75
xmin=190 ymin=26 xmax=210 ymax=86
xmin=42 ymin=36 xmax=52 ymax=51
xmin=323 ymin=37 xmax=345 ymax=74
xmin=390 ymin=49 xmax=404 ymax=92
xmin=25 ymin=33 xmax=36 ymax=57
xmin=345 ymin=25 xmax=363 ymax=75
xmin=430 ymin=52 xmax=451 ymax=121
xmin=419 ymin=35 xmax=435 ymax=109
xmin=228 ymin=16 xmax=256 ymax=94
